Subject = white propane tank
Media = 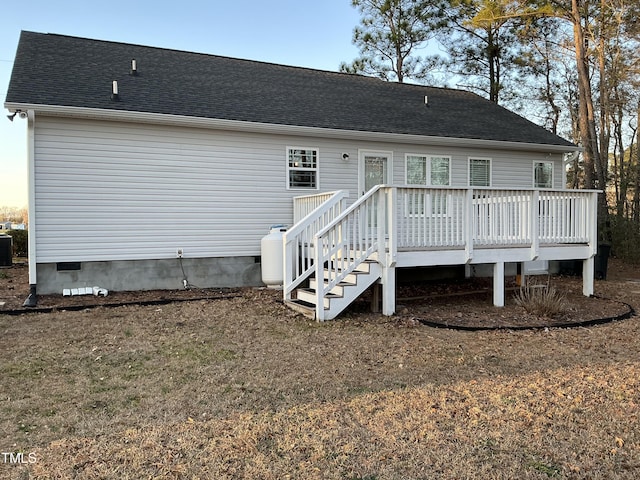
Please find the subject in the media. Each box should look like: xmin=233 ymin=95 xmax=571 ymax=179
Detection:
xmin=261 ymin=225 xmax=287 ymax=288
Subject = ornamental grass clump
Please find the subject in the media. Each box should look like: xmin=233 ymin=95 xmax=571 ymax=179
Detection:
xmin=514 ymin=277 xmax=567 ymax=318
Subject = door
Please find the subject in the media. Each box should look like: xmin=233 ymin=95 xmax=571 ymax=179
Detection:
xmin=359 ymin=151 xmax=392 ymax=195
xmin=358 ymin=151 xmax=392 ymax=235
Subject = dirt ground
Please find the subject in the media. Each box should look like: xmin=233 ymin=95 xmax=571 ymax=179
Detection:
xmin=1 ymin=258 xmax=639 ymax=479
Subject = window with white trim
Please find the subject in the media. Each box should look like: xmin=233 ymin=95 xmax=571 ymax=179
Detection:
xmin=406 ymin=155 xmax=451 ymax=186
xmin=469 ymin=157 xmax=491 ymax=186
xmin=405 ymin=155 xmax=451 ymax=215
xmin=534 ymin=161 xmax=553 ymax=188
xmin=287 ymin=147 xmax=318 ymax=189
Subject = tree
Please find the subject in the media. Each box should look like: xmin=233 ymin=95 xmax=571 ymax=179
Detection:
xmin=340 ymin=0 xmax=442 ymax=82
xmin=437 ymin=0 xmax=553 ymax=103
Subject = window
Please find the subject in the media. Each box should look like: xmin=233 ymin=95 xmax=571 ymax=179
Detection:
xmin=287 ymin=147 xmax=318 ymax=189
xmin=406 ymin=155 xmax=451 ymax=186
xmin=534 ymin=161 xmax=553 ymax=188
xmin=469 ymin=157 xmax=491 ymax=186
xmin=405 ymin=155 xmax=451 ymax=216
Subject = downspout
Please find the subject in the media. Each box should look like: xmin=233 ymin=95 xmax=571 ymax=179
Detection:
xmin=23 ymin=110 xmax=37 ymax=307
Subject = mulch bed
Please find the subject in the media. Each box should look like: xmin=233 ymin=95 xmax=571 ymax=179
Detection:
xmin=1 ymin=259 xmax=636 ymax=329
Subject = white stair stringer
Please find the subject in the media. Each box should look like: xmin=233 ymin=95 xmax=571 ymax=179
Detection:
xmin=285 ymin=260 xmax=382 ymax=320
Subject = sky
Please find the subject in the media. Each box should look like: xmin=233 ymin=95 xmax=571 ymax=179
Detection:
xmin=0 ymin=0 xmax=362 ymax=208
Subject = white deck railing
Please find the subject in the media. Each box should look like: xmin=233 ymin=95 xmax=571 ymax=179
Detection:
xmin=283 ymin=186 xmax=598 ymax=319
xmin=313 ymin=186 xmax=385 ymax=320
xmin=284 ymin=190 xmax=349 ymax=298
xmin=293 ymin=191 xmax=348 ymax=224
xmin=395 ymin=187 xmax=597 ymax=250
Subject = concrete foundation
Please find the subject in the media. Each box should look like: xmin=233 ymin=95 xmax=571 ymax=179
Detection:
xmin=36 ymin=256 xmax=263 ymax=295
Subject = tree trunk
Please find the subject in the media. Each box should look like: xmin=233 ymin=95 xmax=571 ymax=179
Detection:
xmin=571 ymin=0 xmax=600 ymax=189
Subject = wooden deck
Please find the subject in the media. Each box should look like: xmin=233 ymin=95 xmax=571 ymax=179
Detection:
xmin=284 ymin=187 xmax=599 ymax=320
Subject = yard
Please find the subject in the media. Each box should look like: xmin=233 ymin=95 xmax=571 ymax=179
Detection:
xmin=1 ymin=260 xmax=639 ymax=479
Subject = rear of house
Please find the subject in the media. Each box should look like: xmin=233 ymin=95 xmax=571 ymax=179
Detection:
xmin=4 ymin=32 xmax=597 ymax=315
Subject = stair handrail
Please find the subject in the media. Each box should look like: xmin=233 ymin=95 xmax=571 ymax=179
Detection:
xmin=313 ymin=185 xmax=384 ymax=320
xmin=283 ymin=190 xmax=349 ymax=299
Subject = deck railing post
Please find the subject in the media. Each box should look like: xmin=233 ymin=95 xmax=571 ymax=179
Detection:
xmin=589 ymin=191 xmax=598 ymax=256
xmin=464 ymin=188 xmax=474 ymax=262
xmin=377 ymin=188 xmax=387 ymax=266
xmin=283 ymin=238 xmax=293 ymax=301
xmin=531 ymin=190 xmax=539 ymax=260
xmin=582 ymin=191 xmax=598 ymax=297
xmin=314 ymin=233 xmax=325 ymax=321
xmin=387 ymin=187 xmax=397 ymax=267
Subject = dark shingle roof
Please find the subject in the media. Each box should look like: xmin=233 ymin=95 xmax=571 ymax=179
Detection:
xmin=6 ymin=31 xmax=574 ymax=147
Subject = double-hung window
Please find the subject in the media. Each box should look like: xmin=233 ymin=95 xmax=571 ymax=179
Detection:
xmin=469 ymin=157 xmax=491 ymax=187
xmin=405 ymin=155 xmax=451 ymax=215
xmin=534 ymin=161 xmax=553 ymax=188
xmin=287 ymin=147 xmax=318 ymax=189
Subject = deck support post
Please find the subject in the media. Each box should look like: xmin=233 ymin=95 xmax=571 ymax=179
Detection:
xmin=582 ymin=256 xmax=595 ymax=296
xmin=493 ymin=261 xmax=505 ymax=307
xmin=516 ymin=262 xmax=526 ymax=287
xmin=371 ymin=282 xmax=381 ymax=313
xmin=381 ymin=266 xmax=396 ymax=316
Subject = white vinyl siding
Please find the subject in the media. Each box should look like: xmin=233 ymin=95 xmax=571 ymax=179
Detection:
xmin=33 ymin=118 xmax=346 ymax=262
xmin=32 ymin=116 xmax=566 ymax=263
xmin=469 ymin=157 xmax=492 ymax=186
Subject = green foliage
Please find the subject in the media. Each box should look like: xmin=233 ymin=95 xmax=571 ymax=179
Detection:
xmin=6 ymin=229 xmax=28 ymax=257
xmin=340 ymin=0 xmax=442 ymax=83
xmin=608 ymin=215 xmax=640 ymax=264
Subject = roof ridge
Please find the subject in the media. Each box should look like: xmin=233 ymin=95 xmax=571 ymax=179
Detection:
xmin=21 ymin=30 xmax=470 ymax=96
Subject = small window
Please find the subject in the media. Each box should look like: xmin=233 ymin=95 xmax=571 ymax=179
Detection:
xmin=534 ymin=161 xmax=553 ymax=188
xmin=469 ymin=158 xmax=491 ymax=187
xmin=430 ymin=157 xmax=450 ymax=186
xmin=287 ymin=147 xmax=318 ymax=189
xmin=406 ymin=155 xmax=427 ymax=185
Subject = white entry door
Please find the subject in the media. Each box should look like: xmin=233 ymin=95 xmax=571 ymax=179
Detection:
xmin=359 ymin=151 xmax=392 ymax=195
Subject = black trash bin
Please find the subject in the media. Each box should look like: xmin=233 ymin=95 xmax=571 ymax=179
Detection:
xmin=595 ymin=242 xmax=611 ymax=280
xmin=0 ymin=234 xmax=12 ymax=267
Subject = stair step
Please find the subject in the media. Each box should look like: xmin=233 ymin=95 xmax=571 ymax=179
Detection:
xmin=328 ymin=259 xmax=375 ymax=274
xmin=286 ymin=259 xmax=382 ymax=322
xmin=297 ymin=287 xmax=342 ymax=308
xmin=322 ymin=270 xmax=367 ymax=284
xmin=309 ymin=278 xmax=356 ymax=296
xmin=285 ymin=299 xmax=318 ymax=319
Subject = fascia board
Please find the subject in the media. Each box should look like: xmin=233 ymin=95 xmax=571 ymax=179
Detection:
xmin=5 ymin=102 xmax=580 ymax=154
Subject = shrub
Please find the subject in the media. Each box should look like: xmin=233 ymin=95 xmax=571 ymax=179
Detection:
xmin=6 ymin=229 xmax=28 ymax=257
xmin=513 ymin=277 xmax=567 ymax=318
xmin=608 ymin=215 xmax=640 ymax=264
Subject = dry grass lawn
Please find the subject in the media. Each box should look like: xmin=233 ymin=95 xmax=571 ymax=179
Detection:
xmin=1 ymin=259 xmax=640 ymax=479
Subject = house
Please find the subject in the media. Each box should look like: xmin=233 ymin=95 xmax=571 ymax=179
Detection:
xmin=0 ymin=222 xmax=11 ymax=231
xmin=5 ymin=31 xmax=598 ymax=317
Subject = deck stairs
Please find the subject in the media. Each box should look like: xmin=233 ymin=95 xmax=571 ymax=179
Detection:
xmin=285 ymin=257 xmax=381 ymax=320
xmin=283 ymin=187 xmax=387 ymax=321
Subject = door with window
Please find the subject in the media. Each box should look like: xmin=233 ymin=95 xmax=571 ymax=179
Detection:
xmin=359 ymin=151 xmax=392 ymax=196
xmin=359 ymin=151 xmax=392 ymax=234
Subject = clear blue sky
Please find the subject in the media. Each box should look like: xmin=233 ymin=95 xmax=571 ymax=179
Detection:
xmin=0 ymin=0 xmax=361 ymax=207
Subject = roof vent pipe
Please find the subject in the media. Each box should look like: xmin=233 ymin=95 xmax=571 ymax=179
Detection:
xmin=111 ymin=80 xmax=119 ymax=101
xmin=131 ymin=59 xmax=137 ymax=76
xmin=424 ymin=95 xmax=428 ymax=105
